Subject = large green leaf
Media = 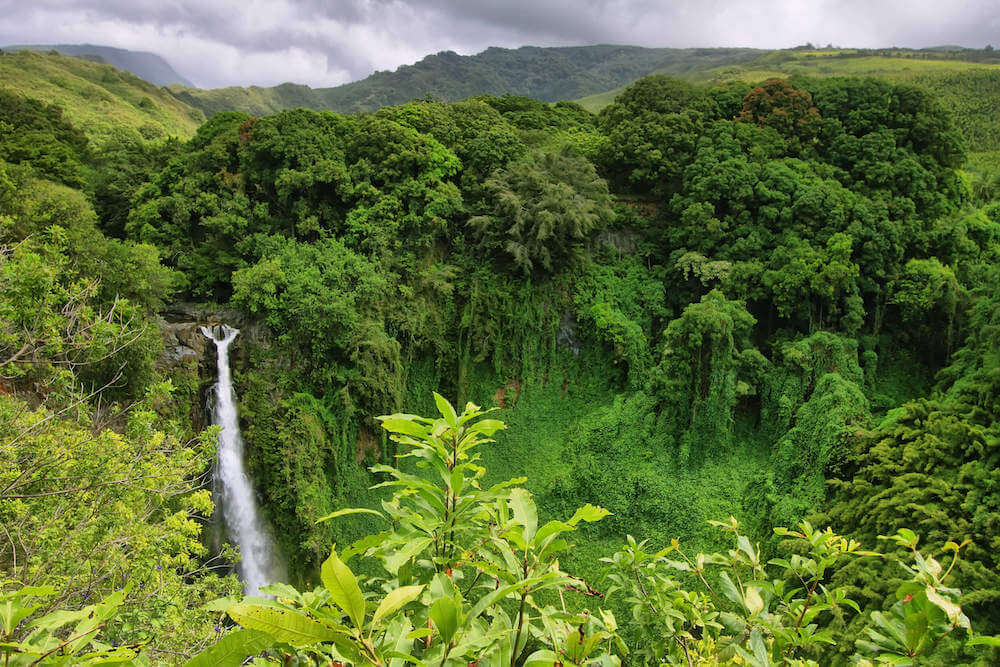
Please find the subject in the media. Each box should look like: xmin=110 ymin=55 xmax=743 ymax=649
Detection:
xmin=925 ymin=586 xmax=970 ymax=629
xmin=183 ymin=629 xmax=273 ymax=667
xmin=202 ymin=596 xmax=240 ymax=612
xmin=509 ymin=488 xmax=538 ymax=543
xmin=380 ymin=418 xmax=430 ymax=439
xmin=903 ymin=610 xmax=928 ymax=652
xmin=385 ymin=616 xmax=418 ymax=667
xmin=371 ymin=585 xmax=424 ymax=627
xmin=523 ymin=649 xmax=560 ymax=666
xmin=567 ymin=503 xmax=611 ymax=526
xmin=969 ymin=635 xmax=1000 ymax=647
xmin=532 ymin=520 xmax=574 ymax=550
xmin=466 ymin=419 xmax=506 ymax=436
xmin=869 ymin=610 xmax=908 ymax=648
xmin=749 ymin=627 xmax=770 ymax=666
xmin=717 ymin=572 xmax=743 ymax=607
xmin=383 ymin=537 xmax=433 ymax=574
xmin=226 ymin=604 xmax=345 ymax=646
xmin=315 ymin=507 xmax=386 ymax=525
xmin=0 ymin=599 xmax=43 ymax=636
xmin=433 ymin=392 xmax=458 ymax=427
xmin=429 ymin=596 xmax=463 ymax=645
xmin=321 ymin=548 xmax=367 ymax=629
xmin=737 ymin=535 xmax=758 ymax=564
xmin=744 ymin=586 xmax=764 ymax=617
xmin=65 ymin=583 xmax=132 ymax=654
xmin=22 ymin=608 xmax=89 ymax=634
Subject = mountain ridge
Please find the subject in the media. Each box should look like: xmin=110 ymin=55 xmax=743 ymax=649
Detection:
xmin=168 ymin=44 xmax=765 ymax=116
xmin=5 ymin=42 xmax=1000 ymax=154
xmin=2 ymin=43 xmax=194 ymax=86
xmin=0 ymin=50 xmax=204 ymax=141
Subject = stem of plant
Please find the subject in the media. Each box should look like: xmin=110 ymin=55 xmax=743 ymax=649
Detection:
xmin=510 ymin=591 xmax=528 ymax=667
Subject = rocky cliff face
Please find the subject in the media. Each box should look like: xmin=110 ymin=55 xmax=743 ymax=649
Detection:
xmin=156 ymin=302 xmax=260 ymax=368
xmin=155 ymin=302 xmax=265 ymax=432
xmin=158 ymin=320 xmax=209 ymax=371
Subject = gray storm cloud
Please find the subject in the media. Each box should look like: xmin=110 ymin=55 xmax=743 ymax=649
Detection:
xmin=0 ymin=0 xmax=996 ymax=88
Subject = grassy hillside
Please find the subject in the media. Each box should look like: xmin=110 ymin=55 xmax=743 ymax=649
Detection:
xmin=169 ymin=45 xmax=764 ymax=116
xmin=578 ymin=47 xmax=1000 ymax=150
xmin=3 ymin=43 xmax=194 ymax=86
xmin=167 ymin=81 xmax=319 ymax=118
xmin=0 ymin=50 xmax=204 ymax=143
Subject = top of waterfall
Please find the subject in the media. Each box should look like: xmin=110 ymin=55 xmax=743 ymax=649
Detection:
xmin=200 ymin=324 xmax=239 ymax=344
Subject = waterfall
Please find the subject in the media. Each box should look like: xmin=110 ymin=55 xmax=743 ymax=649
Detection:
xmin=201 ymin=324 xmax=284 ymax=595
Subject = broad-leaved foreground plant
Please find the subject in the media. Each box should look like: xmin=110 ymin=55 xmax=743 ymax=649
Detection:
xmin=7 ymin=395 xmax=994 ymax=665
xmin=603 ymin=522 xmax=1000 ymax=665
xmin=189 ymin=394 xmax=616 ymax=666
xmin=184 ymin=394 xmax=997 ymax=666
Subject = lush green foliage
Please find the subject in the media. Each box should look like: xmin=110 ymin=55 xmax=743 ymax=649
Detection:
xmin=178 ymin=398 xmax=996 ymax=666
xmin=469 ymin=146 xmax=612 ymax=275
xmin=5 ymin=43 xmax=193 ymax=86
xmin=0 ymin=89 xmax=89 ymax=186
xmin=123 ymin=71 xmax=1000 ymax=652
xmin=0 ymin=583 xmax=144 ymax=664
xmin=0 ymin=101 xmax=233 ymax=661
xmin=578 ymin=46 xmax=1000 ymax=155
xmin=169 ymin=45 xmax=765 ymax=117
xmin=0 ymin=50 xmax=203 ymax=143
xmin=3 ymin=48 xmax=1000 ymax=665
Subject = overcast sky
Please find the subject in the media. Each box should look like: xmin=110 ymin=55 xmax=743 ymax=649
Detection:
xmin=1 ymin=0 xmax=997 ymax=89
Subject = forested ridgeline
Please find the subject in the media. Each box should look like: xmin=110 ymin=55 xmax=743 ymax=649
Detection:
xmin=166 ymin=45 xmax=767 ymax=117
xmin=3 ymin=44 xmax=194 ymax=87
xmin=1 ymin=69 xmax=999 ymax=664
xmin=0 ymin=50 xmax=205 ymax=143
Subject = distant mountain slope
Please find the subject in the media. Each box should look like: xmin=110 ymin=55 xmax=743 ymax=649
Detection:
xmin=3 ymin=43 xmax=194 ymax=86
xmin=169 ymin=45 xmax=765 ymax=116
xmin=166 ymin=82 xmax=320 ymax=118
xmin=0 ymin=50 xmax=204 ymax=142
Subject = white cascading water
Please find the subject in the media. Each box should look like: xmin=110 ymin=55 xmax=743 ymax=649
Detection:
xmin=201 ymin=324 xmax=284 ymax=595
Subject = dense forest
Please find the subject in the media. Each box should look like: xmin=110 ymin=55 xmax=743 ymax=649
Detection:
xmin=165 ymin=45 xmax=766 ymax=117
xmin=2 ymin=48 xmax=1000 ymax=666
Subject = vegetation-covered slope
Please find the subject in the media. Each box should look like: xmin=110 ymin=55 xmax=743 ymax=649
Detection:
xmin=168 ymin=45 xmax=764 ymax=116
xmin=578 ymin=47 xmax=1000 ymax=151
xmin=0 ymin=85 xmax=235 ymax=662
xmin=2 ymin=43 xmax=195 ymax=86
xmin=2 ymin=48 xmax=1000 ymax=665
xmin=0 ymin=50 xmax=204 ymax=143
